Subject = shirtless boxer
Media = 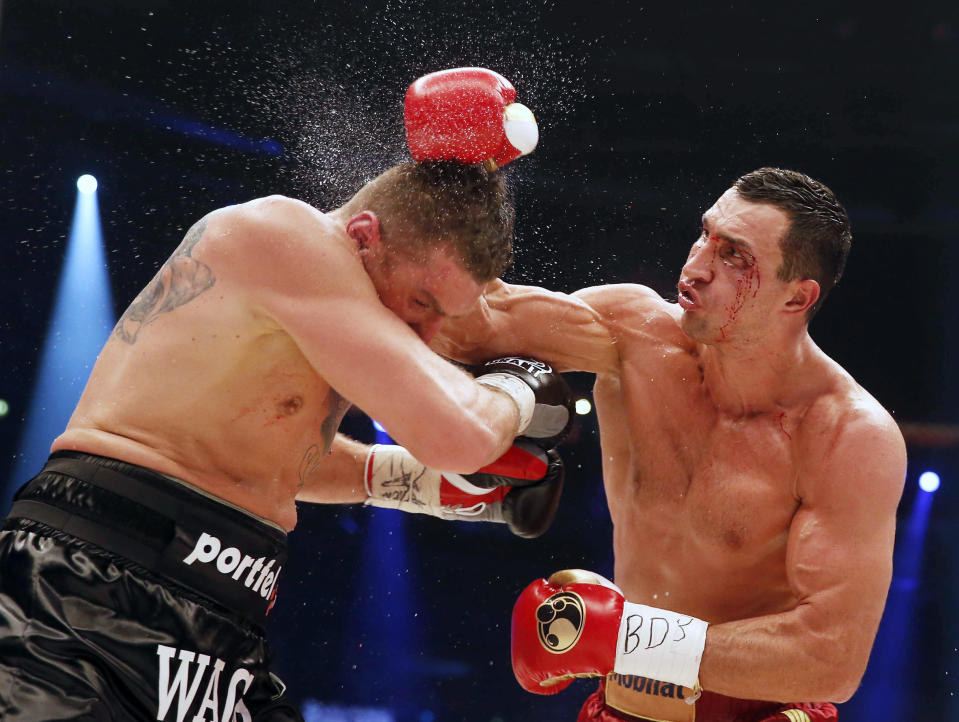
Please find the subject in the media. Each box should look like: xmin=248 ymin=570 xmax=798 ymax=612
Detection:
xmin=434 ymin=168 xmax=907 ymax=721
xmin=0 ymin=69 xmax=568 ymax=721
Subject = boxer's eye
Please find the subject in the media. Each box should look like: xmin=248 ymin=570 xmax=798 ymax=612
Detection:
xmin=720 ymin=245 xmax=751 ymax=268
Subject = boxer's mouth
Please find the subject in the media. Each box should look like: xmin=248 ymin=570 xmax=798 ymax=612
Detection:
xmin=677 ymin=281 xmax=700 ymax=309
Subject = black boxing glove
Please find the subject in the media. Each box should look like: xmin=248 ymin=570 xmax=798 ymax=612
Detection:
xmin=365 ymin=439 xmax=564 ymax=538
xmin=472 ymin=356 xmax=573 ymax=449
xmin=498 ymin=449 xmax=564 ymax=538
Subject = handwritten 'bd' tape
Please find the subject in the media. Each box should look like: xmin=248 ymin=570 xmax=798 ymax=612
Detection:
xmin=613 ymin=602 xmax=708 ymax=691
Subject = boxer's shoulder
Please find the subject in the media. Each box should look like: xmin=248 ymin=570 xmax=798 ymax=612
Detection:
xmin=217 ymin=194 xmax=320 ymax=218
xmin=800 ymin=356 xmax=900 ymax=439
xmin=573 ymin=283 xmax=673 ymax=326
xmin=197 ymin=197 xmax=358 ymax=289
xmin=574 ymin=285 xmax=687 ymax=354
xmin=796 ymin=369 xmax=906 ymax=495
xmin=206 ymin=195 xmax=333 ymax=245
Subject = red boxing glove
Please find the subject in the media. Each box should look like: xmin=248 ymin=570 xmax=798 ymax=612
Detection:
xmin=404 ymin=67 xmax=538 ymax=169
xmin=512 ymin=570 xmax=625 ymax=695
xmin=511 ymin=570 xmax=708 ymax=695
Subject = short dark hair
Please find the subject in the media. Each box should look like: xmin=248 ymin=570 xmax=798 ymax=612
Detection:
xmin=346 ymin=160 xmax=514 ymax=281
xmin=734 ymin=167 xmax=851 ymax=318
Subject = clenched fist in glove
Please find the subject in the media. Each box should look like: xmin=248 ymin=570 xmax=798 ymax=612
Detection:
xmin=471 ymin=356 xmax=573 ymax=449
xmin=511 ymin=569 xmax=708 ymax=693
xmin=405 ymin=67 xmax=538 ymax=169
xmin=365 ymin=439 xmax=564 ymax=538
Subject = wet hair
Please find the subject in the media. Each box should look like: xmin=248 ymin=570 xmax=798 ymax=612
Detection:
xmin=734 ymin=167 xmax=852 ymax=318
xmin=345 ymin=160 xmax=514 ymax=281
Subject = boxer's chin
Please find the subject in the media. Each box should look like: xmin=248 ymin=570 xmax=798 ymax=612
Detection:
xmin=679 ymin=311 xmax=710 ymax=342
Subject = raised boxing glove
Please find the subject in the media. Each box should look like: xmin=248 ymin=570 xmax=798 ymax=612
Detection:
xmin=511 ymin=569 xmax=708 ymax=694
xmin=473 ymin=356 xmax=573 ymax=448
xmin=404 ymin=67 xmax=538 ymax=169
xmin=365 ymin=439 xmax=564 ymax=538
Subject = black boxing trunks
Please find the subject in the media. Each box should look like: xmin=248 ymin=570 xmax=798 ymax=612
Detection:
xmin=0 ymin=451 xmax=303 ymax=721
xmin=579 ymin=678 xmax=839 ymax=722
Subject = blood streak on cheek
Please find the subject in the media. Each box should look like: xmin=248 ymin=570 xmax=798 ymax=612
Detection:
xmin=778 ymin=411 xmax=792 ymax=439
xmin=719 ymin=264 xmax=759 ymax=338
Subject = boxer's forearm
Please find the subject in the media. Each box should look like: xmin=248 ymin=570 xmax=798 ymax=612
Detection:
xmin=699 ymin=605 xmax=872 ymax=703
xmin=295 ymin=434 xmax=369 ymax=504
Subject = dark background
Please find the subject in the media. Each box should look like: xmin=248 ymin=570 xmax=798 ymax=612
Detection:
xmin=2 ymin=1 xmax=957 ymax=720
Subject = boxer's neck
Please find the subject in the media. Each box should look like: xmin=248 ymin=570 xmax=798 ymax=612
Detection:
xmin=697 ymin=330 xmax=819 ymax=417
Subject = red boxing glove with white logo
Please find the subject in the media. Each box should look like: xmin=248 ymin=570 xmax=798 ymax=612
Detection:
xmin=404 ymin=67 xmax=538 ymax=169
xmin=511 ymin=570 xmax=708 ymax=695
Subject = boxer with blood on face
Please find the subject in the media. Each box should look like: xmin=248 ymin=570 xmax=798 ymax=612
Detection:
xmin=0 ymin=68 xmax=570 ymax=721
xmin=434 ymin=169 xmax=907 ymax=721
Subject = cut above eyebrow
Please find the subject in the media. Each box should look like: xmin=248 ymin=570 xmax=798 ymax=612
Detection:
xmin=701 ymin=215 xmax=755 ymax=253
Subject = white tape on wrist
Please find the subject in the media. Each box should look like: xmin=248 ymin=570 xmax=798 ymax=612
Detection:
xmin=364 ymin=445 xmax=497 ymax=519
xmin=612 ymin=601 xmax=708 ymax=691
xmin=365 ymin=444 xmax=443 ymax=513
xmin=475 ymin=373 xmax=535 ymax=434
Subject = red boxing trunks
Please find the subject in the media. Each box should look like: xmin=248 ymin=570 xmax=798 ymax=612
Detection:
xmin=579 ymin=678 xmax=838 ymax=722
xmin=0 ymin=451 xmax=303 ymax=721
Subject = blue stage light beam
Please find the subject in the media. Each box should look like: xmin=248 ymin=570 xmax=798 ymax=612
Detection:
xmin=339 ymin=420 xmax=426 ymax=719
xmin=5 ymin=175 xmax=114 ymax=509
xmin=843 ymin=470 xmax=936 ymax=719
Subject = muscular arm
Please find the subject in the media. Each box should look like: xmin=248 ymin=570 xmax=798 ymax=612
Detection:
xmin=699 ymin=411 xmax=907 ymax=702
xmin=433 ymin=279 xmax=624 ymax=374
xmin=205 ymin=197 xmax=520 ymax=472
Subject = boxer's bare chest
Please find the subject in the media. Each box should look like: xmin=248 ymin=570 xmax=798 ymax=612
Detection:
xmin=596 ymin=332 xmax=801 ymax=613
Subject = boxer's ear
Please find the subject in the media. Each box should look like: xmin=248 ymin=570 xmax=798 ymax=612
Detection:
xmin=784 ymin=279 xmax=819 ymax=315
xmin=346 ymin=211 xmax=381 ymax=252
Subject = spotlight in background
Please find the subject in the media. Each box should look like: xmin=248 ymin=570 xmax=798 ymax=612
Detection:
xmin=849 ymin=467 xmax=937 ymax=719
xmin=575 ymin=398 xmax=592 ymax=415
xmin=5 ymin=175 xmax=114 ymax=508
xmin=0 ymin=400 xmax=8 ymax=419
xmin=76 ymin=173 xmax=98 ymax=194
xmin=339 ymin=419 xmax=422 ymax=718
xmin=918 ymin=470 xmax=940 ymax=493
xmin=301 ymin=700 xmax=393 ymax=722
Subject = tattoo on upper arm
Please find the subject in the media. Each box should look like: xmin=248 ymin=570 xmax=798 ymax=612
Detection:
xmin=319 ymin=389 xmax=351 ymax=454
xmin=114 ymin=217 xmax=216 ymax=344
xmin=297 ymin=389 xmax=352 ymax=490
xmin=298 ymin=444 xmax=324 ymax=490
